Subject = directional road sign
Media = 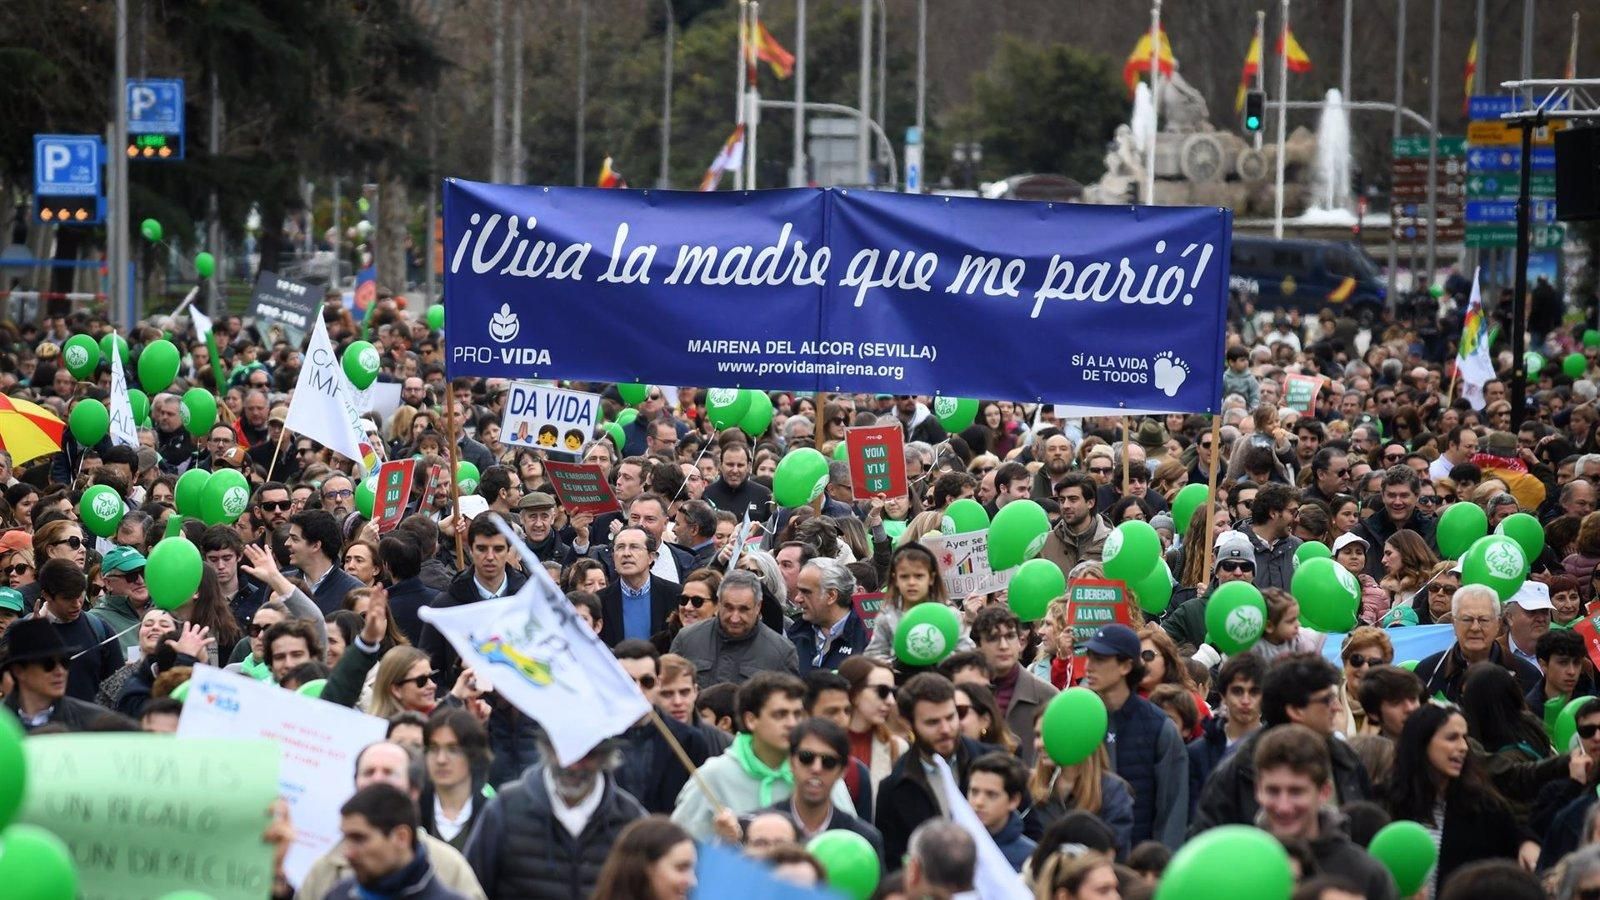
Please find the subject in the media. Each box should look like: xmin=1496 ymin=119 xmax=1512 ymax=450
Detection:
xmin=1464 ymin=224 xmax=1565 ymax=249
xmin=1465 ymin=198 xmax=1559 ymax=224
xmin=127 ymin=78 xmax=185 ymax=160
xmin=1466 ymin=173 xmax=1555 ymax=199
xmin=1466 ymin=147 xmax=1556 ymax=171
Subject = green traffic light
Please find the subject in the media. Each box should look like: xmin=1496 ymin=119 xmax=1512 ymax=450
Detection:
xmin=1246 ymin=116 xmax=1260 ymax=130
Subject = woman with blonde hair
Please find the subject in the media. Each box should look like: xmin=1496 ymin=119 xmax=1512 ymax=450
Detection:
xmin=1337 ymin=626 xmax=1393 ymax=735
xmin=1032 ymin=850 xmax=1119 ymax=900
xmin=1027 ymin=708 xmax=1134 ymax=855
xmin=1030 ymin=598 xmax=1077 ymax=689
xmin=1151 ymin=459 xmax=1188 ymax=503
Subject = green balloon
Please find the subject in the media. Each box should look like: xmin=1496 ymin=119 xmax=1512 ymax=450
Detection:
xmin=1205 ymin=581 xmax=1267 ymax=654
xmin=174 ymin=468 xmax=211 ymax=518
xmin=170 ymin=680 xmax=191 ymax=704
xmin=1130 ymin=558 xmax=1175 ymax=616
xmin=615 ymin=408 xmax=639 ymax=428
xmin=128 ymin=388 xmax=150 ymax=427
xmin=832 ymin=442 xmax=848 ymax=461
xmin=194 ymin=252 xmax=216 ymax=278
xmin=0 ymin=710 xmax=24 ymax=832
xmin=356 ymin=473 xmax=378 ymax=518
xmin=1565 ymin=352 xmax=1588 ymax=379
xmin=67 ymin=400 xmax=109 ymax=447
xmin=1436 ymin=500 xmax=1489 ymax=559
xmin=1008 ymin=559 xmax=1066 ymax=622
xmin=987 ymin=499 xmax=1050 ymax=570
xmin=200 ymin=469 xmax=251 ymax=526
xmin=342 ymin=340 xmax=381 ymax=390
xmin=773 ymin=448 xmax=831 ymax=508
xmin=1461 ymin=533 xmax=1529 ymax=601
xmin=617 ymin=382 xmax=649 ymax=405
xmin=807 ymin=831 xmax=879 ymax=900
xmin=296 ymin=679 xmax=328 ymax=700
xmin=61 ymin=334 xmax=100 ymax=380
xmin=0 ymin=823 xmax=79 ymax=900
xmin=704 ymin=388 xmax=750 ymax=429
xmin=1399 ymin=659 xmax=1419 ymax=671
xmin=893 ymin=602 xmax=961 ymax=667
xmin=1170 ymin=483 xmax=1209 ymax=534
xmin=426 ymin=305 xmax=445 ymax=331
xmin=1495 ymin=512 xmax=1546 ymax=563
xmin=99 ymin=333 xmax=130 ymax=368
xmin=1526 ymin=351 xmax=1546 ymax=376
xmin=1586 ymin=329 xmax=1600 ymax=349
xmin=181 ymin=387 xmax=217 ymax=437
xmin=139 ymin=218 xmax=163 ymax=242
xmin=79 ymin=484 xmax=125 ymax=538
xmin=1041 ymin=687 xmax=1109 ymax=767
xmin=601 ymin=421 xmax=625 ymax=453
xmin=147 ymin=537 xmax=205 ymax=611
xmin=1291 ymin=556 xmax=1361 ymax=633
xmin=738 ymin=390 xmax=774 ymax=439
xmin=1156 ymin=825 xmax=1291 ymax=900
xmin=1554 ymin=695 xmax=1591 ymax=752
xmin=932 ymin=396 xmax=978 ymax=432
xmin=1367 ymin=820 xmax=1439 ymax=897
xmin=136 ymin=339 xmax=181 ymax=393
xmin=456 ymin=461 xmax=481 ymax=493
xmin=1428 ymin=283 xmax=1444 ymax=298
xmin=1294 ymin=541 xmax=1332 ymax=565
xmin=941 ymin=498 xmax=990 ymax=535
xmin=1101 ymin=520 xmax=1161 ymax=583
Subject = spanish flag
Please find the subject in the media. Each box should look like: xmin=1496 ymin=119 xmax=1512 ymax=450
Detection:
xmin=597 ymin=157 xmax=626 ymax=189
xmin=747 ymin=21 xmax=795 ymax=80
xmin=1276 ymin=27 xmax=1312 ymax=73
xmin=1235 ymin=32 xmax=1263 ymax=112
xmin=1463 ymin=38 xmax=1478 ymax=115
xmin=1123 ymin=28 xmax=1177 ymax=96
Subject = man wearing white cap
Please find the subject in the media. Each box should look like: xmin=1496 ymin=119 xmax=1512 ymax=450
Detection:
xmin=1502 ymin=581 xmax=1554 ymax=674
xmin=1161 ymin=531 xmax=1258 ymax=651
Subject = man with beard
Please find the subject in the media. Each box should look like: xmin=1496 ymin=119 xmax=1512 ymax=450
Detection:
xmin=1029 ymin=431 xmax=1075 ymax=499
xmin=1040 ymin=472 xmax=1110 ymax=578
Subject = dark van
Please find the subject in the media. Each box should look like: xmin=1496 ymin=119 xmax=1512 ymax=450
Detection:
xmin=1229 ymin=237 xmax=1386 ymax=318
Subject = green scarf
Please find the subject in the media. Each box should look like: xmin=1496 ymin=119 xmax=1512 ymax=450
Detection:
xmin=728 ymin=733 xmax=793 ymax=806
xmin=241 ymin=654 xmax=273 ymax=683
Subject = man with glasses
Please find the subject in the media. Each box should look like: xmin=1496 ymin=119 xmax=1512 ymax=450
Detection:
xmin=1086 ymin=449 xmax=1117 ymax=489
xmin=321 ymin=474 xmax=357 ymax=521
xmin=1192 ymin=653 xmax=1372 ymax=834
xmin=1503 ymin=581 xmax=1554 ymax=674
xmin=252 ymin=482 xmax=295 ymax=536
xmin=1415 ymin=584 xmax=1542 ymax=703
xmin=972 ymin=605 xmax=1057 ymax=764
xmin=246 ymin=408 xmax=295 ymax=477
xmin=788 ymin=558 xmax=869 ymax=675
xmin=0 ymin=619 xmax=121 ymax=731
xmin=597 ymin=525 xmax=679 ymax=647
xmin=744 ymin=717 xmax=883 ymax=851
xmin=612 ymin=640 xmax=711 ymax=814
xmin=1079 ymin=624 xmax=1188 ymax=847
xmin=87 ymin=545 xmax=151 ymax=656
xmin=1302 ymin=449 xmax=1350 ymax=507
xmin=1232 ymin=483 xmax=1260 ymax=525
xmin=1188 ymin=429 xmax=1223 ymax=488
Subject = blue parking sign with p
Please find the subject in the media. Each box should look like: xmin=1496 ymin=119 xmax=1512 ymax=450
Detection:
xmin=34 ymin=135 xmax=102 ymax=197
xmin=127 ymin=78 xmax=185 ymax=160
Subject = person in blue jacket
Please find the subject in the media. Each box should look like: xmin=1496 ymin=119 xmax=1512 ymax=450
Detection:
xmin=966 ymin=751 xmax=1037 ymax=872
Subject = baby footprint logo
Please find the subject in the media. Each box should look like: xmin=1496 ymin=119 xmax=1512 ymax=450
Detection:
xmin=489 ymin=304 xmax=521 ymax=344
xmin=1153 ymin=352 xmax=1190 ymax=398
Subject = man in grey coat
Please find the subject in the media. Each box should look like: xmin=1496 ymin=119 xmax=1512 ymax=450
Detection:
xmin=1239 ymin=483 xmax=1301 ymax=592
xmin=670 ymin=570 xmax=798 ymax=687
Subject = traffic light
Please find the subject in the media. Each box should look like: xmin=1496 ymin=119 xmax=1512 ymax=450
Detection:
xmin=34 ymin=194 xmax=104 ymax=225
xmin=1244 ymin=91 xmax=1265 ymax=133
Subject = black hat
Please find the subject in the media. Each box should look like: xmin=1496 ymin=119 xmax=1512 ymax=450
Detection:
xmin=1 ymin=619 xmax=75 ymax=669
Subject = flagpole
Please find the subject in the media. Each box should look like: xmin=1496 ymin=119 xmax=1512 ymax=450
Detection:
xmin=264 ymin=427 xmax=289 ymax=483
xmin=792 ymin=0 xmax=806 ymax=187
xmin=1273 ymin=0 xmax=1289 ymax=239
xmin=1145 ymin=0 xmax=1161 ymax=205
xmin=648 ymin=708 xmax=727 ymax=813
xmin=444 ymin=387 xmax=467 ymax=569
xmin=746 ymin=0 xmax=761 ymax=190
xmin=1569 ymin=12 xmax=1581 ymax=79
xmin=1254 ymin=10 xmax=1266 ymax=151
xmin=734 ymin=0 xmax=748 ymax=191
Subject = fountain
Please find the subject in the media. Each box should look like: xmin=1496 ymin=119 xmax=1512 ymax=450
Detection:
xmin=1131 ymin=82 xmax=1156 ymax=155
xmin=1313 ymin=88 xmax=1352 ymax=212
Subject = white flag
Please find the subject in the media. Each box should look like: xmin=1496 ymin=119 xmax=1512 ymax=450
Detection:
xmin=107 ymin=339 xmax=139 ymax=448
xmin=284 ymin=315 xmax=376 ymax=476
xmin=418 ymin=516 xmax=650 ymax=766
xmin=931 ymin=755 xmax=1034 ymax=900
xmin=191 ymin=306 xmax=213 ymax=346
xmin=1456 ymin=267 xmax=1495 ymax=411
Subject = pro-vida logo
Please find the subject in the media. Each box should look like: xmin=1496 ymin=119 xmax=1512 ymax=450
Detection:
xmin=453 ymin=301 xmax=552 ymax=367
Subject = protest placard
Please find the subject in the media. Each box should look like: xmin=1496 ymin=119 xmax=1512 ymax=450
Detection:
xmin=18 ymin=734 xmax=280 ymax=900
xmin=544 ymin=459 xmax=622 ymax=515
xmin=500 ymin=381 xmax=601 ymax=456
xmin=1067 ymin=579 xmax=1133 ymax=679
xmin=1282 ymin=374 xmax=1323 ymax=414
xmin=177 ymin=665 xmax=388 ymax=887
xmin=247 ymin=271 xmax=319 ymax=345
xmin=852 ymin=591 xmax=886 ymax=624
xmin=373 ymin=459 xmax=417 ymax=532
xmin=845 ymin=424 xmax=907 ymax=500
xmin=922 ymin=530 xmax=1014 ymax=598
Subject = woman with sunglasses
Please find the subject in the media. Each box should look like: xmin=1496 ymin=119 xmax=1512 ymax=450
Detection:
xmin=1407 ymin=560 xmax=1463 ymax=626
xmin=225 ymin=599 xmax=290 ymax=681
xmin=652 ymin=569 xmax=720 ymax=653
xmin=1336 ymin=626 xmax=1392 ymax=736
xmin=838 ymin=656 xmax=907 ymax=792
xmin=1136 ymin=625 xmax=1210 ymax=740
xmin=954 ymin=681 xmax=1018 ymax=753
xmin=1385 ymin=703 xmax=1535 ymax=892
xmin=2 ymin=548 xmax=34 ymax=591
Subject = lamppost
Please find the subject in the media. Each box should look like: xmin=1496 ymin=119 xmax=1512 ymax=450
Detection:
xmin=658 ymin=0 xmax=675 ymax=188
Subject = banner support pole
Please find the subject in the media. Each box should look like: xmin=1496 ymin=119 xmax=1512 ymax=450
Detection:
xmin=649 ymin=707 xmax=726 ymax=813
xmin=444 ymin=387 xmax=467 ymax=569
xmin=1122 ymin=416 xmax=1132 ymax=493
xmin=813 ymin=391 xmax=829 ymax=513
xmin=1201 ymin=414 xmax=1223 ymax=579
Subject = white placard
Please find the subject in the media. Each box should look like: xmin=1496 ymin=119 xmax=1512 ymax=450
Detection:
xmin=921 ymin=529 xmax=1016 ymax=598
xmin=500 ymin=381 xmax=601 ymax=455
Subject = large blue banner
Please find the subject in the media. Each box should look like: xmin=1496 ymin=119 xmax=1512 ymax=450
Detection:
xmin=444 ymin=181 xmax=1231 ymax=414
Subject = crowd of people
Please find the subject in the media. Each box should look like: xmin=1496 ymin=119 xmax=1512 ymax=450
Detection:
xmin=5 ymin=278 xmax=1600 ymax=900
